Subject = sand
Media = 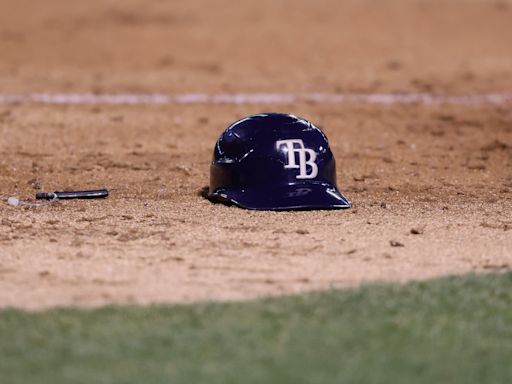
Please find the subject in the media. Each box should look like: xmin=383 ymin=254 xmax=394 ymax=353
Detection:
xmin=0 ymin=0 xmax=511 ymax=309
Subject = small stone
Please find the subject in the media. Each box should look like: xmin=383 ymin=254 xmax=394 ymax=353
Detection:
xmin=7 ymin=197 xmax=19 ymax=206
xmin=390 ymin=240 xmax=404 ymax=247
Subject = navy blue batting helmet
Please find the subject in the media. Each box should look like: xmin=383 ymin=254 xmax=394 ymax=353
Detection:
xmin=208 ymin=113 xmax=351 ymax=210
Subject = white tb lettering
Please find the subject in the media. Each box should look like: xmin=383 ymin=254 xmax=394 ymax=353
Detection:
xmin=276 ymin=139 xmax=318 ymax=179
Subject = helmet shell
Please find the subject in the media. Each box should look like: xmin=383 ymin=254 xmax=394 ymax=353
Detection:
xmin=208 ymin=113 xmax=351 ymax=210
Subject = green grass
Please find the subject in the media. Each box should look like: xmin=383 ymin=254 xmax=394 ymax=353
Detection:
xmin=1 ymin=273 xmax=512 ymax=384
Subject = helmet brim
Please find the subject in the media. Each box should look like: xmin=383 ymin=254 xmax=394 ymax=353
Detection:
xmin=208 ymin=182 xmax=351 ymax=211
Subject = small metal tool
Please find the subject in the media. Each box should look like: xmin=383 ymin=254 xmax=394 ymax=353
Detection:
xmin=36 ymin=189 xmax=109 ymax=200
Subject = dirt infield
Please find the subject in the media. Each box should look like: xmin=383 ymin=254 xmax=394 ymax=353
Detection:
xmin=0 ymin=0 xmax=511 ymax=309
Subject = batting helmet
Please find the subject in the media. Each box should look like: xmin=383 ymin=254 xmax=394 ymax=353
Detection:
xmin=208 ymin=113 xmax=351 ymax=210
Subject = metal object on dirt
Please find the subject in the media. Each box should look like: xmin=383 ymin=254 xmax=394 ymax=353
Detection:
xmin=7 ymin=189 xmax=109 ymax=207
xmin=36 ymin=189 xmax=109 ymax=200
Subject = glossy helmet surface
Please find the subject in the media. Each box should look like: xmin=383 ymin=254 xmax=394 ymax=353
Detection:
xmin=208 ymin=113 xmax=351 ymax=210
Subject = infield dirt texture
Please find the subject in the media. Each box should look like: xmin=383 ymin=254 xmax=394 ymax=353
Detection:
xmin=0 ymin=0 xmax=511 ymax=309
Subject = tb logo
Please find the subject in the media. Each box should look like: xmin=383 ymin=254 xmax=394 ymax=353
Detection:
xmin=275 ymin=139 xmax=318 ymax=179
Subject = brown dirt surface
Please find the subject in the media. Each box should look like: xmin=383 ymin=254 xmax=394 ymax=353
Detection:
xmin=0 ymin=0 xmax=511 ymax=309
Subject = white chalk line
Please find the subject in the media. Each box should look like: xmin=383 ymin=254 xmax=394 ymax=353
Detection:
xmin=0 ymin=93 xmax=511 ymax=105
